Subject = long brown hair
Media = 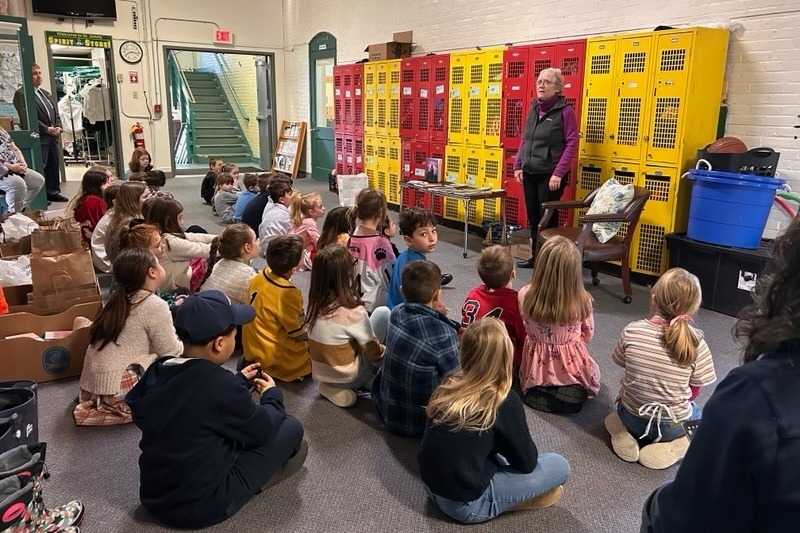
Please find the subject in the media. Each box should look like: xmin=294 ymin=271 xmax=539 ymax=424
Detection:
xmin=347 ymin=187 xmax=387 ymax=229
xmin=143 ymin=196 xmax=185 ymax=239
xmin=736 ymin=215 xmax=800 ymax=362
xmin=109 ymin=181 xmax=147 ymax=229
xmin=318 ymin=206 xmax=352 ymax=250
xmin=89 ymin=248 xmax=158 ymax=350
xmin=521 ymin=236 xmax=592 ymax=325
xmin=651 ymin=268 xmax=703 ymax=366
xmin=426 ymin=318 xmax=513 ymax=432
xmin=305 ymin=245 xmax=364 ymax=328
xmin=74 ymin=167 xmax=109 ymax=212
xmin=202 ymin=224 xmax=254 ymax=285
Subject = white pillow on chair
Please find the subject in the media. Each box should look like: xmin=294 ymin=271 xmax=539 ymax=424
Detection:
xmin=585 ymin=178 xmax=635 ymax=243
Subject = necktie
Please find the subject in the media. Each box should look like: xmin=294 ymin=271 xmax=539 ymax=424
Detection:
xmin=36 ymin=88 xmax=54 ymax=124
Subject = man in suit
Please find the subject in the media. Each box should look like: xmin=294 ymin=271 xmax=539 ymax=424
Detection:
xmin=13 ymin=63 xmax=68 ymax=202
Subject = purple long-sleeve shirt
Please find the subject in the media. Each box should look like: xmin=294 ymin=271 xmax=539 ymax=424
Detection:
xmin=513 ymin=96 xmax=578 ymax=178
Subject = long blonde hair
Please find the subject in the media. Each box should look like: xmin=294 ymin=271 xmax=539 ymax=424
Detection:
xmin=290 ymin=191 xmax=321 ymax=226
xmin=652 ymin=268 xmax=703 ymax=366
xmin=425 ymin=318 xmax=513 ymax=432
xmin=521 ymin=236 xmax=592 ymax=325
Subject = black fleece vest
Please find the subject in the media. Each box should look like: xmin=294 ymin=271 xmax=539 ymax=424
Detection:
xmin=518 ymin=96 xmax=568 ymax=175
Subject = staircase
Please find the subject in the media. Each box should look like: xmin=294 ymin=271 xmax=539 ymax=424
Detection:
xmin=181 ymin=70 xmax=254 ymax=165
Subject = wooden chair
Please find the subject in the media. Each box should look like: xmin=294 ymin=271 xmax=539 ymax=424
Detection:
xmin=537 ymin=185 xmax=651 ymax=303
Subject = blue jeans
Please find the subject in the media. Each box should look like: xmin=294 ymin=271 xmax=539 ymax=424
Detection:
xmin=618 ymin=402 xmax=702 ymax=443
xmin=426 ymin=452 xmax=570 ymax=524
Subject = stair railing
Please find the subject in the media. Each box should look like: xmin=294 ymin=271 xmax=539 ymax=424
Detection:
xmin=168 ymin=51 xmax=196 ymax=163
xmin=214 ymin=54 xmax=249 ymax=122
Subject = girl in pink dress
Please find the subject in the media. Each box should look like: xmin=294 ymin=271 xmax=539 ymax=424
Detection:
xmin=518 ymin=236 xmax=600 ymax=414
xmin=289 ymin=191 xmax=325 ymax=270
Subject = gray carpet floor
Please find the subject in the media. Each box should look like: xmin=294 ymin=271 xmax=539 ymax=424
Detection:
xmin=37 ymin=175 xmax=742 ymax=532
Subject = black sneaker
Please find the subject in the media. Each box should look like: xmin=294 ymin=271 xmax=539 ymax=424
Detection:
xmin=441 ymin=273 xmax=453 ymax=286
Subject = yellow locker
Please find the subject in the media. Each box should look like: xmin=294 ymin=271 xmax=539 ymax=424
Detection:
xmin=645 ymin=28 xmax=728 ymax=169
xmin=608 ymin=160 xmax=639 ymax=186
xmin=483 ymin=50 xmax=504 ymax=148
xmin=464 ymin=146 xmax=483 ymax=225
xmin=579 ymin=38 xmax=617 ymax=160
xmin=387 ymin=138 xmax=401 ymax=205
xmin=376 ymin=137 xmax=388 ymax=197
xmin=573 ymin=158 xmax=606 ymax=226
xmin=364 ymin=64 xmax=378 ymax=137
xmin=448 ymin=53 xmax=468 ymax=145
xmin=464 ymin=52 xmax=485 ymax=146
xmin=364 ymin=136 xmax=378 ymax=189
xmin=444 ymin=144 xmax=465 ymax=222
xmin=387 ymin=60 xmax=401 ymax=137
xmin=482 ymin=148 xmax=504 ymax=222
xmin=611 ymin=34 xmax=654 ymax=162
xmin=376 ymin=62 xmax=389 ymax=136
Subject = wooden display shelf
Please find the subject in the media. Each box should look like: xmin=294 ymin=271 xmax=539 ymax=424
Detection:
xmin=272 ymin=120 xmax=307 ymax=179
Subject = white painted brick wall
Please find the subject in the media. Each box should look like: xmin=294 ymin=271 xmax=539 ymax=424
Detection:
xmin=282 ymin=0 xmax=800 ymax=196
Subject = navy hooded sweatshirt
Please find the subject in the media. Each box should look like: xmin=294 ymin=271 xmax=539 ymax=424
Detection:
xmin=125 ymin=357 xmax=288 ymax=529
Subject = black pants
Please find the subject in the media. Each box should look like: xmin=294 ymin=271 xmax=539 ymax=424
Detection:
xmin=40 ymin=138 xmax=60 ymax=195
xmin=522 ymin=171 xmax=568 ymax=236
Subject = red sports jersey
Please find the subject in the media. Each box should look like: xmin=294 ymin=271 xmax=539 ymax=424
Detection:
xmin=461 ymin=285 xmax=526 ymax=367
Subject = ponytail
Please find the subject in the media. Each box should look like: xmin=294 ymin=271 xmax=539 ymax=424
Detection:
xmin=290 ymin=191 xmax=304 ymax=226
xmin=663 ymin=316 xmax=701 ymax=367
xmin=202 ymin=235 xmax=221 ymax=287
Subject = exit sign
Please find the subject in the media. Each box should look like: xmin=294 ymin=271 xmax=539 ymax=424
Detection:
xmin=214 ymin=29 xmax=234 ymax=45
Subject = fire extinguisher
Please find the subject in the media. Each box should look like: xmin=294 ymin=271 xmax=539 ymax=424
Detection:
xmin=130 ymin=122 xmax=145 ymax=149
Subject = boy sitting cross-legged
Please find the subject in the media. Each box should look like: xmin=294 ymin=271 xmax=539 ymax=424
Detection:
xmin=125 ymin=290 xmax=307 ymax=529
xmin=372 ymin=260 xmax=460 ymax=438
xmin=242 ymin=234 xmax=311 ymax=382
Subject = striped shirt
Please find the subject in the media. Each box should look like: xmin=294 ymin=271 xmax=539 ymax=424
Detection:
xmin=612 ymin=318 xmax=716 ymax=421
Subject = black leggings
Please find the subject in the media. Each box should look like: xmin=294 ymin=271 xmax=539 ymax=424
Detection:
xmin=522 ymin=172 xmax=568 ymax=236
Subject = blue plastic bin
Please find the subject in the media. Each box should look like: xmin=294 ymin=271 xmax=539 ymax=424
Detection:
xmin=686 ymin=169 xmax=785 ymax=249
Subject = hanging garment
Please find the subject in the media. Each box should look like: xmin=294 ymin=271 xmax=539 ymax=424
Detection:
xmin=80 ymin=83 xmax=112 ymax=124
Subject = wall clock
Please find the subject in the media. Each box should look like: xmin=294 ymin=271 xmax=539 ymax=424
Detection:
xmin=119 ymin=40 xmax=143 ymax=64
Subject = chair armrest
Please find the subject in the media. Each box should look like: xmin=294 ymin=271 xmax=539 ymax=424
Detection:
xmin=579 ymin=212 xmax=627 ymax=223
xmin=542 ymin=199 xmax=588 ymax=209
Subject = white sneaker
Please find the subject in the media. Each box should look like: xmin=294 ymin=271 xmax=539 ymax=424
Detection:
xmin=318 ymin=382 xmax=357 ymax=408
xmin=604 ymin=411 xmax=640 ymax=462
xmin=638 ymin=436 xmax=690 ymax=469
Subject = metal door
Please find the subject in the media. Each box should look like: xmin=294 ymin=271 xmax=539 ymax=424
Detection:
xmin=309 ymin=32 xmax=336 ymax=181
xmin=580 ymin=38 xmax=617 ymax=160
xmin=613 ymin=34 xmax=653 ymax=162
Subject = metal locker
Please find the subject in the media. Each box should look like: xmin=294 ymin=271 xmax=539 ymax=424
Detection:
xmin=333 ymin=66 xmax=345 ymax=133
xmin=503 ymin=148 xmax=527 ymax=228
xmin=387 ymin=138 xmax=401 ymax=205
xmin=363 ymin=64 xmax=378 ymax=137
xmin=463 ymin=52 xmax=485 ymax=146
xmin=501 ymin=46 xmax=531 ymax=150
xmin=611 ymin=34 xmax=654 ymax=162
xmin=580 ymin=38 xmax=617 ymax=160
xmin=399 ymin=58 xmax=417 ymax=139
xmin=464 ymin=146 xmax=483 ymax=225
xmin=482 ymin=148 xmax=504 ymax=223
xmin=429 ymin=55 xmax=450 ymax=144
xmin=387 ymin=60 xmax=401 ymax=137
xmin=448 ymin=53 xmax=468 ymax=145
xmin=483 ymin=50 xmax=504 ymax=147
xmin=352 ymin=64 xmax=364 ymax=136
xmin=376 ymin=62 xmax=389 ymax=137
xmin=443 ymin=144 xmax=465 ymax=222
xmin=416 ymin=57 xmax=432 ymax=141
xmin=429 ymin=142 xmax=446 ymax=216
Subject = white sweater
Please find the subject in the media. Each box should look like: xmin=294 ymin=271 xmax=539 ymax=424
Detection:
xmin=200 ymin=258 xmax=256 ymax=304
xmin=159 ymin=232 xmax=216 ymax=291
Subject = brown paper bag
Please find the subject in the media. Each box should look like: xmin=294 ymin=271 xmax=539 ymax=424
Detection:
xmin=30 ymin=249 xmax=97 ymax=296
xmin=31 ymin=225 xmax=82 ymax=256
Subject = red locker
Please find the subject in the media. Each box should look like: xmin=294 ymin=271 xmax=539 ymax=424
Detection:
xmin=335 ymin=133 xmax=346 ymax=175
xmin=503 ymin=149 xmax=527 ymax=228
xmin=429 ymin=55 xmax=449 ymax=144
xmin=501 ymin=46 xmax=531 ymax=150
xmin=354 ymin=136 xmax=364 ymax=173
xmin=352 ymin=64 xmax=364 ymax=136
xmin=416 ymin=57 xmax=431 ymax=141
xmin=429 ymin=142 xmax=445 ymax=216
xmin=399 ymin=58 xmax=417 ymax=139
xmin=333 ymin=65 xmax=345 ymax=133
xmin=410 ymin=141 xmax=430 ymax=181
xmin=401 ymin=139 xmax=413 ymax=180
xmin=343 ymin=66 xmax=354 ymax=133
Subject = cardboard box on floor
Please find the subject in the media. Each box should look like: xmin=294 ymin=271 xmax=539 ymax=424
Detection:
xmin=3 ymin=284 xmax=102 ymax=315
xmin=510 ymin=228 xmax=532 ymax=260
xmin=365 ymin=30 xmax=413 ymax=60
xmin=0 ymin=301 xmax=101 ymax=383
xmin=0 ymin=235 xmax=31 ymax=259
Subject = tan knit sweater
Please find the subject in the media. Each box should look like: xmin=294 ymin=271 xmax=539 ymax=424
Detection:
xmin=200 ymin=258 xmax=256 ymax=304
xmin=79 ymin=290 xmax=183 ymax=395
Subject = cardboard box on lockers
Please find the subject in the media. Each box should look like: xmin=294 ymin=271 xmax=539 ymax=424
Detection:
xmin=0 ymin=301 xmax=101 ymax=383
xmin=365 ymin=31 xmax=413 ymax=60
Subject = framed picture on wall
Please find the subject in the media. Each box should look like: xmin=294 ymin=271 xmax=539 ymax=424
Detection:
xmin=0 ymin=0 xmax=28 ymax=16
xmin=424 ymin=157 xmax=441 ymax=183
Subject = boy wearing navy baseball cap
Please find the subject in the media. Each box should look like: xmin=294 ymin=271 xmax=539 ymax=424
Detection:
xmin=126 ymin=290 xmax=307 ymax=529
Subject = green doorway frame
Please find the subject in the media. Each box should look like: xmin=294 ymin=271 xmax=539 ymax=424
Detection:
xmin=308 ymin=32 xmax=336 ymax=182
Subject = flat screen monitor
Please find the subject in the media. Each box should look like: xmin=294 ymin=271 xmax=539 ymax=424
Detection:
xmin=32 ymin=0 xmax=117 ymax=20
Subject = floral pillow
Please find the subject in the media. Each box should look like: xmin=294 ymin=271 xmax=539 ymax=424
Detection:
xmin=586 ymin=178 xmax=635 ymax=243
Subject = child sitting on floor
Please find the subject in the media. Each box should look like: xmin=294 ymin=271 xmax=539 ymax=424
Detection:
xmin=306 ymin=245 xmax=385 ymax=408
xmin=461 ymin=245 xmax=526 ymax=369
xmin=372 ymin=260 xmax=459 ymax=438
xmin=242 ymin=234 xmax=310 ymax=382
xmin=606 ymin=267 xmax=716 ymax=470
xmin=289 ymin=191 xmax=325 ymax=271
xmin=200 ymin=223 xmax=259 ymax=304
xmin=232 ymin=173 xmax=259 ymax=223
xmin=518 ymin=236 xmax=600 ymax=414
xmin=74 ymin=247 xmax=182 ymax=426
xmin=213 ymin=172 xmax=240 ymax=224
xmin=126 ymin=290 xmax=307 ymax=529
